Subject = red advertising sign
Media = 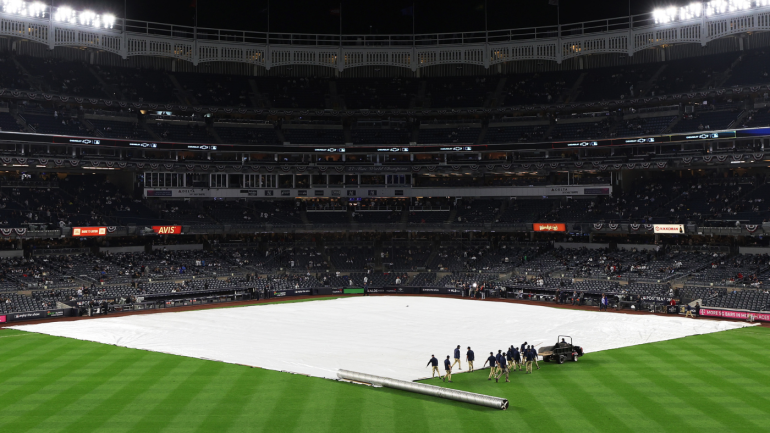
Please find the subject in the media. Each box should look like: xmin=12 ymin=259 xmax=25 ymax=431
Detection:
xmin=72 ymin=227 xmax=107 ymax=237
xmin=152 ymin=226 xmax=182 ymax=235
xmin=699 ymin=308 xmax=770 ymax=322
xmin=0 ymin=315 xmax=6 ymax=323
xmin=533 ymin=223 xmax=566 ymax=232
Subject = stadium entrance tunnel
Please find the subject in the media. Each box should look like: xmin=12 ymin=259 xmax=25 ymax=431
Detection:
xmin=337 ymin=369 xmax=509 ymax=410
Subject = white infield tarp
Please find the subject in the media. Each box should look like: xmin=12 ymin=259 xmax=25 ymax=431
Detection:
xmin=11 ymin=297 xmax=752 ymax=381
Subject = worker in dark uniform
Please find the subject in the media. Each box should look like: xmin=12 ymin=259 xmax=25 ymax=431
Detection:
xmin=451 ymin=345 xmax=462 ymax=370
xmin=512 ymin=346 xmax=522 ymax=371
xmin=483 ymin=352 xmax=497 ymax=380
xmin=506 ymin=346 xmax=514 ymax=369
xmin=525 ymin=346 xmax=536 ymax=373
xmin=495 ymin=350 xmax=506 ymax=382
xmin=531 ymin=345 xmax=541 ymax=370
xmin=520 ymin=341 xmax=527 ymax=358
xmin=443 ymin=356 xmax=453 ymax=382
xmin=426 ymin=355 xmax=440 ymax=378
xmin=466 ymin=346 xmax=475 ymax=372
xmin=497 ymin=351 xmax=510 ymax=383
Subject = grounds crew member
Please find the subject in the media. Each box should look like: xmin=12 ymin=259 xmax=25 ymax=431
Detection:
xmin=525 ymin=346 xmax=536 ymax=373
xmin=685 ymin=304 xmax=695 ymax=318
xmin=452 ymin=345 xmax=462 ymax=370
xmin=466 ymin=347 xmax=475 ymax=372
xmin=426 ymin=355 xmax=440 ymax=378
xmin=483 ymin=352 xmax=497 ymax=380
xmin=495 ymin=350 xmax=506 ymax=381
xmin=512 ymin=346 xmax=522 ymax=371
xmin=506 ymin=346 xmax=514 ymax=369
xmin=497 ymin=353 xmax=510 ymax=383
xmin=531 ymin=345 xmax=541 ymax=370
xmin=443 ymin=356 xmax=453 ymax=382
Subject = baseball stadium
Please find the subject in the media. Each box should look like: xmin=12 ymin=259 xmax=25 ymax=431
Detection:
xmin=0 ymin=0 xmax=770 ymax=431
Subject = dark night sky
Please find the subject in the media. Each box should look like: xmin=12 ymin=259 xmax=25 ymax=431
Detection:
xmin=54 ymin=0 xmax=694 ymax=35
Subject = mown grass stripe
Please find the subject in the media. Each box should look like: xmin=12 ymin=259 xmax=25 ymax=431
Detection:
xmin=84 ymin=354 xmax=191 ymax=433
xmin=123 ymin=360 xmax=213 ymax=433
xmin=258 ymin=374 xmax=318 ymax=432
xmin=0 ymin=345 xmax=113 ymax=430
xmin=0 ymin=339 xmax=99 ymax=393
xmin=38 ymin=351 xmax=164 ymax=433
xmin=579 ymin=357 xmax=669 ymax=432
xmin=389 ymin=384 xmax=431 ymax=433
xmin=653 ymin=344 xmax=769 ymax=429
xmin=15 ymin=350 xmax=154 ymax=433
xmin=602 ymin=349 xmax=702 ymax=430
xmin=191 ymin=367 xmax=259 ymax=433
xmin=542 ymin=361 xmax=635 ymax=433
xmin=635 ymin=344 xmax=754 ymax=430
xmin=223 ymin=369 xmax=289 ymax=433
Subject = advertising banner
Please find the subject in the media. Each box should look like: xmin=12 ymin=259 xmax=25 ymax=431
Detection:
xmin=0 ymin=315 xmax=5 ymax=322
xmin=366 ymin=288 xmax=409 ymax=294
xmin=421 ymin=287 xmax=463 ymax=295
xmin=533 ymin=223 xmax=566 ymax=232
xmin=152 ymin=225 xmax=182 ymax=235
xmin=313 ymin=288 xmax=343 ymax=295
xmin=272 ymin=289 xmax=312 ymax=297
xmin=653 ymin=224 xmax=685 ymax=234
xmin=699 ymin=308 xmax=770 ymax=322
xmin=72 ymin=227 xmax=107 ymax=237
xmin=6 ymin=309 xmax=71 ymax=321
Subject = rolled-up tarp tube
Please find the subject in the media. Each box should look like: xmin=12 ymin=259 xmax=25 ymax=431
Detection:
xmin=337 ymin=369 xmax=509 ymax=410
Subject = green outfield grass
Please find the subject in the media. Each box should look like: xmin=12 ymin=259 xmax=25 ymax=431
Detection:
xmin=0 ymin=324 xmax=767 ymax=432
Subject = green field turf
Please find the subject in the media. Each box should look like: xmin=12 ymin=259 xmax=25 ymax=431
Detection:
xmin=0 ymin=322 xmax=768 ymax=432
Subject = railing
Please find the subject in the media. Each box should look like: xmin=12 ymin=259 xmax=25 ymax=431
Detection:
xmin=0 ymin=180 xmax=58 ymax=188
xmin=1 ymin=5 xmax=769 ymax=69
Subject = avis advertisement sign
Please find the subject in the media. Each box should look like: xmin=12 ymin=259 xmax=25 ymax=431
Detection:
xmin=152 ymin=226 xmax=182 ymax=235
xmin=533 ymin=223 xmax=566 ymax=232
xmin=72 ymin=227 xmax=107 ymax=237
xmin=653 ymin=224 xmax=685 ymax=234
xmin=699 ymin=308 xmax=770 ymax=322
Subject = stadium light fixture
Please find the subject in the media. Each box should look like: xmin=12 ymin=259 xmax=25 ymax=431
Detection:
xmin=653 ymin=0 xmax=767 ymax=23
xmin=1 ymin=0 xmax=47 ymax=18
xmin=54 ymin=6 xmax=75 ymax=23
xmin=0 ymin=0 xmax=115 ymax=28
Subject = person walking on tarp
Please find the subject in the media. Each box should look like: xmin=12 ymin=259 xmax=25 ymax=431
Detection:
xmin=443 ymin=356 xmax=453 ymax=383
xmin=426 ymin=355 xmax=440 ymax=378
xmin=451 ymin=345 xmax=462 ymax=370
xmin=483 ymin=352 xmax=497 ymax=380
xmin=466 ymin=346 xmax=475 ymax=372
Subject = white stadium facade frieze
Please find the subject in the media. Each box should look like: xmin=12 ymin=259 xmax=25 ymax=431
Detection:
xmin=2 ymin=0 xmax=770 ymax=70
